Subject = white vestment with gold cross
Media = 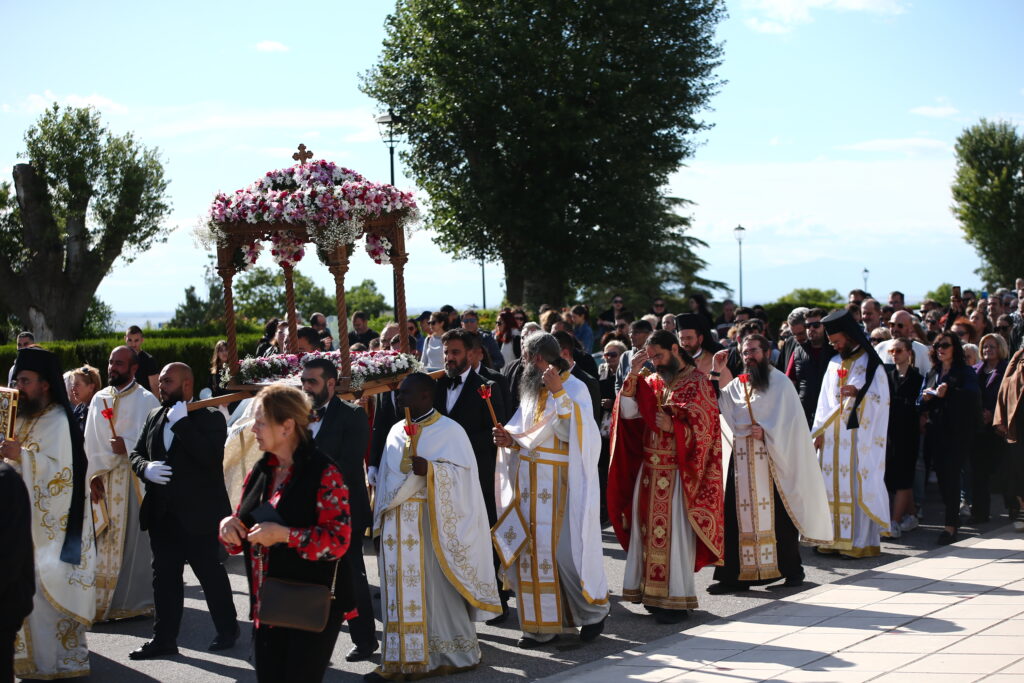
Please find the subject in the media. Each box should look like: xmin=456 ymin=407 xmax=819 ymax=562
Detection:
xmin=494 ymin=373 xmax=609 ymax=638
xmin=4 ymin=406 xmax=96 ymax=680
xmin=811 ymin=349 xmax=890 ymax=557
xmin=84 ymin=381 xmax=159 ymax=621
xmin=372 ymin=412 xmax=500 ymax=678
xmin=719 ymin=366 xmax=833 ymax=580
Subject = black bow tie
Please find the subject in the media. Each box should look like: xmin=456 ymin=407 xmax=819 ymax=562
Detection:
xmin=450 ymin=375 xmax=462 ymax=388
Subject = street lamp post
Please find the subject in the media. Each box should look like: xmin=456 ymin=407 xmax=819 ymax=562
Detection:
xmin=862 ymin=267 xmax=870 ymax=293
xmin=734 ymin=224 xmax=746 ymax=306
xmin=375 ymin=109 xmax=405 ymax=316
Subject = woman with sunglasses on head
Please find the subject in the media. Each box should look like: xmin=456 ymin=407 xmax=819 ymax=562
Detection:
xmin=971 ymin=333 xmax=1011 ymax=525
xmin=885 ymin=338 xmax=924 ymax=537
xmin=919 ymin=331 xmax=982 ymax=545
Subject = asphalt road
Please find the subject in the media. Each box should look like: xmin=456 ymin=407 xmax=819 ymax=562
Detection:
xmin=76 ymin=493 xmax=1014 ymax=683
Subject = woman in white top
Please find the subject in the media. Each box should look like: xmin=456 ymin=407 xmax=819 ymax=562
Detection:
xmin=420 ymin=312 xmax=447 ymax=370
xmin=494 ymin=310 xmax=521 ymax=366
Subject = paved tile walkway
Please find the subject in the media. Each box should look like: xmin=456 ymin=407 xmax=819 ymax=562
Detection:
xmin=542 ymin=530 xmax=1024 ymax=682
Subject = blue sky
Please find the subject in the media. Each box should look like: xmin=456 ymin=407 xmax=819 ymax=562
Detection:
xmin=2 ymin=0 xmax=1023 ymax=319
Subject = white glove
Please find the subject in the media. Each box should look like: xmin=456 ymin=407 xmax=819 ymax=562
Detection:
xmin=143 ymin=461 xmax=173 ymax=485
xmin=167 ymin=401 xmax=188 ymax=425
xmin=367 ymin=466 xmax=378 ymax=487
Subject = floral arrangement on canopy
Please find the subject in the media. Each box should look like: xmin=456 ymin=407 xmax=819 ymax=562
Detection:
xmin=200 ymin=159 xmax=420 ymax=267
xmin=230 ymin=349 xmax=422 ymax=391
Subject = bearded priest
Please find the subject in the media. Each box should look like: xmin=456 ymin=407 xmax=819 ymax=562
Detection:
xmin=710 ymin=335 xmax=833 ymax=594
xmin=1 ymin=347 xmax=96 ymax=679
xmin=492 ymin=332 xmax=609 ymax=649
xmin=84 ymin=345 xmax=160 ymax=621
xmin=812 ymin=309 xmax=891 ymax=558
xmin=368 ymin=372 xmax=500 ymax=682
xmin=608 ymin=330 xmax=724 ymax=624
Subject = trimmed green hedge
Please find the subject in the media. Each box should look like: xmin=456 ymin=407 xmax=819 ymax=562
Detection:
xmin=0 ymin=334 xmax=263 ymax=393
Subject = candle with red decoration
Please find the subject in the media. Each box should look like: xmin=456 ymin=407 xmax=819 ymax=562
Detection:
xmin=477 ymin=384 xmax=500 ymax=428
xmin=101 ymin=398 xmax=118 ymax=439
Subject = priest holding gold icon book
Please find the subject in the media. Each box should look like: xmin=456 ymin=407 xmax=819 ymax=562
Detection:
xmin=367 ymin=372 xmax=500 ymax=682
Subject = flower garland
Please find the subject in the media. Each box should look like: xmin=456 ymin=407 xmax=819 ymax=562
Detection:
xmin=365 ymin=234 xmax=392 ymax=265
xmin=229 ymin=349 xmax=422 ymax=392
xmin=207 ymin=159 xmax=420 ymax=251
xmin=242 ymin=240 xmax=262 ymax=269
xmin=269 ymin=231 xmax=304 ymax=268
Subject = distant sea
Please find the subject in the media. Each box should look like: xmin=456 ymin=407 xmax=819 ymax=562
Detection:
xmin=115 ymin=312 xmax=175 ymax=330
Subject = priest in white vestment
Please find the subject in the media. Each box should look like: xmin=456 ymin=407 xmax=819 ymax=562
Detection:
xmin=812 ymin=310 xmax=891 ymax=558
xmin=2 ymin=348 xmax=96 ymax=679
xmin=369 ymin=373 xmax=500 ymax=682
xmin=712 ymin=335 xmax=833 ymax=592
xmin=493 ymin=333 xmax=609 ymax=649
xmin=84 ymin=345 xmax=160 ymax=621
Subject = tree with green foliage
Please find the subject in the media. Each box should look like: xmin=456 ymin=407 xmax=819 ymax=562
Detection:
xmin=361 ymin=0 xmax=726 ymax=308
xmin=924 ymin=283 xmax=954 ymax=304
xmin=0 ymin=104 xmax=171 ymax=340
xmin=344 ymin=279 xmax=388 ymax=318
xmin=951 ymin=119 xmax=1024 ymax=286
xmin=80 ymin=296 xmax=117 ymax=338
xmin=772 ymin=288 xmax=843 ymax=307
xmin=233 ymin=266 xmax=334 ymax=323
xmin=169 ymin=265 xmax=225 ymax=329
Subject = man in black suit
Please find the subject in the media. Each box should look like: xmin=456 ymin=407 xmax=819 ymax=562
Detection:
xmin=0 ymin=461 xmax=34 ymax=683
xmin=467 ymin=333 xmax=510 ymax=424
xmin=128 ymin=362 xmax=238 ymax=660
xmin=553 ymin=330 xmax=602 ymax=426
xmin=369 ymin=389 xmax=399 ymax=476
xmin=434 ymin=328 xmax=510 ymax=623
xmin=502 ymin=321 xmax=542 ymax=416
xmin=301 ymin=358 xmax=378 ymax=662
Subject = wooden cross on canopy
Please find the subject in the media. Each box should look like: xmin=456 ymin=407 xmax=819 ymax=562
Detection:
xmin=292 ymin=143 xmax=313 ymax=165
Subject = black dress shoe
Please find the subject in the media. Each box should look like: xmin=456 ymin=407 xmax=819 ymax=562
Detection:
xmin=579 ymin=615 xmax=606 ymax=642
xmin=654 ymin=609 xmax=688 ymax=625
xmin=783 ymin=577 xmax=804 ymax=588
xmin=517 ymin=634 xmax=558 ymax=649
xmin=707 ymin=582 xmax=750 ymax=595
xmin=129 ymin=641 xmax=179 ymax=660
xmin=485 ymin=602 xmax=510 ymax=626
xmin=208 ymin=626 xmax=240 ymax=652
xmin=364 ymin=672 xmax=388 ymax=683
xmin=346 ymin=643 xmax=379 ymax=662
xmin=937 ymin=529 xmax=958 ymax=545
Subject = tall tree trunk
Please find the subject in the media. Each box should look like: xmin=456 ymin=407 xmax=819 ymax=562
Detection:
xmin=523 ymin=272 xmax=565 ymax=313
xmin=504 ymin=258 xmax=525 ymax=307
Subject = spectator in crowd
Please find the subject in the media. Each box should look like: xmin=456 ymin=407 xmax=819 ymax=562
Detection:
xmin=125 ymin=325 xmax=160 ymax=394
xmin=69 ymin=364 xmax=102 ymax=433
xmin=733 ymin=306 xmax=753 ymax=326
xmin=924 ymin=309 xmax=944 ymax=340
xmin=459 ymin=309 xmax=502 ymax=369
xmin=439 ymin=304 xmax=459 ymax=330
xmin=650 ymin=297 xmax=670 ymax=326
xmin=348 ymin=311 xmax=379 ymax=347
xmin=263 ymin=321 xmax=288 ymax=357
xmin=951 ymin=317 xmax=976 ymax=346
xmin=661 ymin=314 xmax=676 ymax=333
xmin=416 ymin=311 xmax=432 ymax=340
xmin=997 ymin=314 xmax=1014 ymax=347
xmin=6 ymin=331 xmax=37 ymax=385
xmin=495 ymin=310 xmax=522 ymax=366
xmin=787 ymin=308 xmax=831 ymax=427
xmin=255 ymin=318 xmax=280 ymax=357
xmin=219 ymin=384 xmax=351 ymax=682
xmin=715 ymin=299 xmax=737 ymax=340
xmin=971 ymin=333 xmax=1010 ymax=524
xmin=295 ymin=326 xmax=322 ymax=354
xmin=615 ymin=319 xmax=654 ymax=392
xmin=989 ymin=294 xmax=1005 ymax=321
xmin=209 ymin=340 xmax=230 ymax=393
xmin=876 ymin=311 xmax=933 ymax=374
xmin=870 ymin=327 xmax=892 ymax=346
xmin=597 ymin=339 xmax=627 ymax=523
xmin=309 ymin=312 xmax=333 ymax=350
xmin=919 ymin=332 xmax=982 ymax=545
xmin=571 ymin=304 xmax=595 ymax=353
xmin=684 ymin=294 xmax=712 ymax=330
xmin=889 ymin=290 xmax=906 ymax=312
xmin=969 ymin=306 xmax=993 ymax=342
xmin=848 ymin=289 xmax=867 ymax=306
xmin=963 ymin=343 xmax=980 ymax=367
xmin=885 ymin=338 xmax=924 ymax=537
xmin=421 ymin=312 xmax=447 ymax=370
xmin=776 ymin=308 xmax=808 ymax=373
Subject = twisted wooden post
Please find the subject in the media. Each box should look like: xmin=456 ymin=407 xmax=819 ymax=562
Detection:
xmin=328 ymin=244 xmax=352 ymax=390
xmin=283 ymin=264 xmax=298 ymax=354
xmin=390 ymin=218 xmax=410 ymax=354
xmin=216 ymin=242 xmax=240 ymax=379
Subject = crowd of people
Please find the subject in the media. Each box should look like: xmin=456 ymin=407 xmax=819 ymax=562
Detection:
xmin=4 ymin=280 xmax=1024 ymax=682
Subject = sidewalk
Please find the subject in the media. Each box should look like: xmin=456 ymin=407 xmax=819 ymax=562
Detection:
xmin=541 ymin=530 xmax=1024 ymax=682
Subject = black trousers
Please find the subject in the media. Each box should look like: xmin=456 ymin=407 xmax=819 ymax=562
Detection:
xmin=714 ymin=467 xmax=803 ymax=585
xmin=972 ymin=427 xmax=1005 ymax=519
xmin=149 ymin=512 xmax=237 ymax=645
xmin=253 ymin=605 xmax=344 ymax=683
xmin=1 ymin=628 xmax=14 ymax=683
xmin=927 ymin=432 xmax=964 ymax=528
xmin=339 ymin=543 xmax=377 ymax=651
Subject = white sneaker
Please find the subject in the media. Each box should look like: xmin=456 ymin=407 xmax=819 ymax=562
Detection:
xmin=1014 ymin=520 xmax=1024 ymax=532
xmin=899 ymin=514 xmax=919 ymax=532
xmin=888 ymin=521 xmax=902 ymax=539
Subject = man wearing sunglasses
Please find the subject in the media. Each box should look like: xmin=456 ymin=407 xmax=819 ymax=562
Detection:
xmin=786 ymin=309 xmax=832 ymax=428
xmin=874 ymin=311 xmax=932 ymax=374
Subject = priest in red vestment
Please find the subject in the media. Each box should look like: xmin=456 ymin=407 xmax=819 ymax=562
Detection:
xmin=608 ymin=330 xmax=724 ymax=624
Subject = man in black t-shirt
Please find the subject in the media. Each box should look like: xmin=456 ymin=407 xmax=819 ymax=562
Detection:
xmin=125 ymin=326 xmax=159 ymax=393
xmin=347 ymin=311 xmax=379 ymax=347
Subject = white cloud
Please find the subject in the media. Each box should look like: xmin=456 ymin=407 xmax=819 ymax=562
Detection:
xmin=15 ymin=90 xmax=127 ymax=114
xmin=742 ymin=0 xmax=907 ymax=32
xmin=910 ymin=105 xmax=959 ymax=118
xmin=255 ymin=40 xmax=289 ymax=53
xmin=838 ymin=137 xmax=950 ymax=154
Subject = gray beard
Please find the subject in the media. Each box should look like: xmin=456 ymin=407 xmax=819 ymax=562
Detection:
xmin=744 ymin=358 xmax=771 ymax=393
xmin=518 ymin=363 xmax=546 ymax=425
